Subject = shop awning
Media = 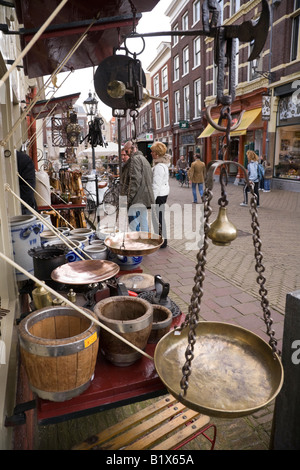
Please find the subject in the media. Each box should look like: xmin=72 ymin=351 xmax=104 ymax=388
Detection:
xmin=198 ymin=108 xmax=262 ymax=138
xmin=198 ymin=120 xmax=218 ymax=138
xmin=14 ymin=0 xmax=160 ymax=79
xmin=30 ymin=93 xmax=81 ymax=119
xmin=230 ymin=108 xmax=261 ymax=136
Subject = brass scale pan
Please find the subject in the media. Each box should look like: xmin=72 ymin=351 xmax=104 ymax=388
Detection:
xmin=152 ymin=161 xmax=283 ymax=418
xmin=104 ymin=226 xmax=283 ymax=418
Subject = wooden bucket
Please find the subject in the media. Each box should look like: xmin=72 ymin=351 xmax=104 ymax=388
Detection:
xmin=18 ymin=306 xmax=99 ymax=402
xmin=148 ymin=305 xmax=173 ymax=344
xmin=94 ymin=296 xmax=153 ymax=367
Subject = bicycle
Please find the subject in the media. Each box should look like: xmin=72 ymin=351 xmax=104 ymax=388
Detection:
xmin=178 ymin=169 xmax=190 ymax=188
xmin=82 ymin=187 xmax=97 ymax=228
xmin=102 ymin=175 xmax=120 ymax=216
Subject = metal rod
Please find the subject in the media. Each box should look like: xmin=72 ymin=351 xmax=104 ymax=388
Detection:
xmin=0 ymin=250 xmax=154 ymax=361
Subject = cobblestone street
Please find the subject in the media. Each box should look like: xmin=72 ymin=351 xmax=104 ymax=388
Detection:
xmin=35 ymin=178 xmax=300 ymax=450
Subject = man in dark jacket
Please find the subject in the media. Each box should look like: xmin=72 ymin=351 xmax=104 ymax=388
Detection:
xmin=121 ymin=141 xmax=154 ymax=231
xmin=17 ymin=150 xmax=36 ymax=214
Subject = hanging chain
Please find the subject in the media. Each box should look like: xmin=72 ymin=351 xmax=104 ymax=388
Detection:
xmin=179 ymin=186 xmax=213 ymax=396
xmin=248 ymin=187 xmax=280 ymax=356
xmin=179 ymin=118 xmax=280 ymax=397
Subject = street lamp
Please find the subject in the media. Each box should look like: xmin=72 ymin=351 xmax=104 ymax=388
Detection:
xmin=83 ymin=92 xmax=99 ymax=169
xmin=83 ymin=92 xmax=98 ymax=119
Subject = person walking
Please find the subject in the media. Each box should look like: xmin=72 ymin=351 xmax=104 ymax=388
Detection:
xmin=120 ymin=141 xmax=154 ymax=232
xmin=188 ymin=154 xmax=206 ymax=203
xmin=258 ymin=154 xmax=266 ymax=190
xmin=150 ymin=142 xmax=171 ymax=249
xmin=240 ymin=150 xmax=260 ymax=207
xmin=263 ymin=161 xmax=272 ymax=192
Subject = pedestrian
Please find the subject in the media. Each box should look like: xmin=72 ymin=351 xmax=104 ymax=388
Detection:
xmin=176 ymin=155 xmax=188 ymax=183
xmin=263 ymin=161 xmax=272 ymax=192
xmin=120 ymin=140 xmax=154 ymax=232
xmin=258 ymin=154 xmax=266 ymax=190
xmin=121 ymin=147 xmax=129 ymax=164
xmin=188 ymin=154 xmax=206 ymax=203
xmin=240 ymin=150 xmax=260 ymax=207
xmin=16 ymin=150 xmax=37 ymax=214
xmin=150 ymin=142 xmax=171 ymax=249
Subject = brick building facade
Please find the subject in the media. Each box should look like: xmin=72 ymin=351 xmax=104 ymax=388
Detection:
xmin=119 ymin=0 xmax=300 ymax=190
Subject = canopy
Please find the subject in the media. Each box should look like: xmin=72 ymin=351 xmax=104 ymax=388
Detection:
xmin=198 ymin=108 xmax=262 ymax=138
xmin=78 ymin=142 xmax=119 ymax=158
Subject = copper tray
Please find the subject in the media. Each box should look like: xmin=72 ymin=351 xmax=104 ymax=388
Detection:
xmin=154 ymin=321 xmax=283 ymax=418
xmin=51 ymin=260 xmax=120 ymax=285
xmin=104 ymin=231 xmax=163 ymax=256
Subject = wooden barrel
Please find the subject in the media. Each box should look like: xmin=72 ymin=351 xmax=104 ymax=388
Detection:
xmin=94 ymin=296 xmax=153 ymax=367
xmin=148 ymin=305 xmax=173 ymax=344
xmin=18 ymin=306 xmax=99 ymax=402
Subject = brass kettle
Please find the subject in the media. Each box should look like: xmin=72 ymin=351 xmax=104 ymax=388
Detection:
xmin=208 ymin=206 xmax=237 ymax=246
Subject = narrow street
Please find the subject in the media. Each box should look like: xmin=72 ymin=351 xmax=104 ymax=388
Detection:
xmin=34 ymin=178 xmax=300 ymax=450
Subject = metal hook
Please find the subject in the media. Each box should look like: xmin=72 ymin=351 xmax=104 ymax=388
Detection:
xmin=206 ymin=104 xmax=245 ymax=133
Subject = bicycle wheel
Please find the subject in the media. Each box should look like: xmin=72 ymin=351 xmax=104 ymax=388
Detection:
xmin=103 ymin=188 xmax=119 ymax=215
xmin=83 ymin=189 xmax=96 ymax=228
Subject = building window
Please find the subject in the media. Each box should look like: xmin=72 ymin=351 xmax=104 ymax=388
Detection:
xmin=193 ymin=36 xmax=201 ymax=68
xmin=149 ymin=109 xmax=153 ymax=129
xmin=291 ymin=0 xmax=300 ymax=61
xmin=174 ymin=90 xmax=180 ymax=123
xmin=182 ymin=12 xmax=188 ymax=33
xmin=230 ymin=0 xmax=240 ymax=15
xmin=274 ymin=95 xmax=300 ymax=180
xmin=183 ymin=85 xmax=190 ymax=121
xmin=193 ymin=0 xmax=201 ymax=25
xmin=183 ymin=46 xmax=189 ymax=75
xmin=155 ymin=102 xmax=161 ymax=129
xmin=173 ymin=23 xmax=179 ymax=46
xmin=161 ymin=66 xmax=168 ymax=93
xmin=153 ymin=74 xmax=159 ymax=96
xmin=174 ymin=55 xmax=179 ymax=81
xmin=163 ymin=97 xmax=169 ymax=127
xmin=194 ymin=79 xmax=201 ymax=118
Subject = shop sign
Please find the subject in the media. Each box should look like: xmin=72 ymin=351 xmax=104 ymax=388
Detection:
xmin=179 ymin=120 xmax=189 ymax=128
xmin=146 ymin=133 xmax=153 ymax=140
xmin=262 ymin=95 xmax=271 ymax=121
xmin=278 ymin=95 xmax=300 ymax=125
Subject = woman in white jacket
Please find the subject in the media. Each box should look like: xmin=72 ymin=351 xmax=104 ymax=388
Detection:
xmin=151 ymin=142 xmax=171 ymax=248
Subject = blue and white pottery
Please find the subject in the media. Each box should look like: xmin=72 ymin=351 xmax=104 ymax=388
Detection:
xmin=69 ymin=228 xmax=95 ymax=243
xmin=108 ymin=251 xmax=143 ymax=271
xmin=10 ymin=215 xmax=43 ymax=280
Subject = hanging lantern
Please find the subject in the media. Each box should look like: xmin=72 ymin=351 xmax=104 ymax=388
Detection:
xmin=66 ymin=110 xmax=82 ymax=147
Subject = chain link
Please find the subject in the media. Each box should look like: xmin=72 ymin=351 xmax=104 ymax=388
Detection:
xmin=179 ymin=186 xmax=213 ymax=396
xmin=179 ymin=163 xmax=280 ymax=397
xmin=248 ymin=185 xmax=280 ymax=356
